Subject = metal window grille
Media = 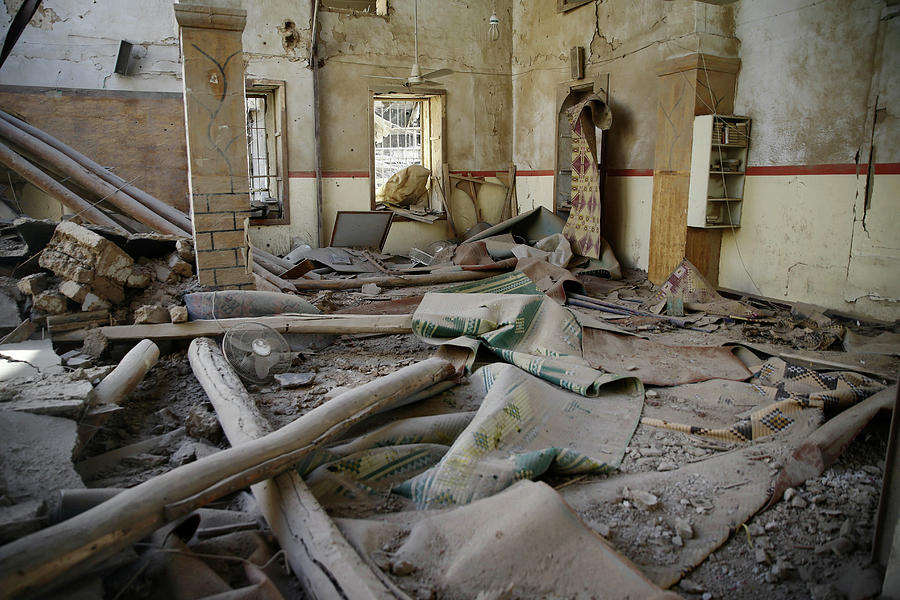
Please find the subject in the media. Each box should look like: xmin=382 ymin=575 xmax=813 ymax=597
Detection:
xmin=246 ymin=95 xmax=271 ymax=203
xmin=373 ymin=99 xmax=423 ymax=190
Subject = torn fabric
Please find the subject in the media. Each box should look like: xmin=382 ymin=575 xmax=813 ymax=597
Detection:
xmin=412 ymin=271 xmax=639 ymax=396
xmin=394 ymin=362 xmax=643 ymax=508
xmin=641 ymin=357 xmax=885 ymax=442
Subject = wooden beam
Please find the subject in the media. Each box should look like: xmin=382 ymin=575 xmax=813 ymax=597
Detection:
xmin=0 ymin=356 xmax=455 ymax=598
xmin=189 ymin=337 xmax=401 ymax=599
xmin=52 ymin=314 xmax=414 ymax=342
xmin=290 ymin=269 xmax=502 ymax=290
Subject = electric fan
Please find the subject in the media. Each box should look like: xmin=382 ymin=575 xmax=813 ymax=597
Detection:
xmin=222 ymin=322 xmax=293 ymax=383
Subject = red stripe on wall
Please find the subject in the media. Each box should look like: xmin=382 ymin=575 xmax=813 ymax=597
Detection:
xmin=515 ymin=170 xmax=556 ymax=177
xmin=874 ymin=162 xmax=900 ymax=174
xmin=288 ymin=171 xmax=369 ymax=178
xmin=287 ymin=164 xmax=900 ymax=179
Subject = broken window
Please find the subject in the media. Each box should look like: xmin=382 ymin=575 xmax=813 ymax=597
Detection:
xmin=370 ymin=91 xmax=445 ymax=213
xmin=322 ymin=0 xmax=387 ymax=15
xmin=245 ymin=80 xmax=288 ymax=224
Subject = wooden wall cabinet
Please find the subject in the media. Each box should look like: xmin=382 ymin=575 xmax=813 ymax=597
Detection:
xmin=688 ymin=115 xmax=751 ymax=228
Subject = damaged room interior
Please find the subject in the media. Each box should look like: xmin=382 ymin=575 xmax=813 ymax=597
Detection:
xmin=0 ymin=0 xmax=899 ymax=598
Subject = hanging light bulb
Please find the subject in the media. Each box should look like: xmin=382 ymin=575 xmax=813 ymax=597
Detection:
xmin=488 ymin=9 xmax=500 ymax=42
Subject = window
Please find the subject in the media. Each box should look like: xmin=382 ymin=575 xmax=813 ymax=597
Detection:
xmin=245 ymin=79 xmax=288 ymax=224
xmin=373 ymin=98 xmax=425 ymax=190
xmin=322 ymin=0 xmax=387 ymax=15
xmin=369 ymin=89 xmax=445 ymax=212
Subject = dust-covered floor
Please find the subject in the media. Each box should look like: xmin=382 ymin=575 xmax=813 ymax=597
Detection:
xmin=68 ymin=275 xmax=897 ymax=600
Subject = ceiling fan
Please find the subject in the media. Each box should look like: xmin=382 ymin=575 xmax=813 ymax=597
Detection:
xmin=366 ymin=0 xmax=452 ymax=87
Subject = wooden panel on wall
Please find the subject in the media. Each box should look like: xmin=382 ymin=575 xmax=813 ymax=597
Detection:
xmin=0 ymin=86 xmax=189 ymax=213
xmin=648 ymin=54 xmax=739 ymax=285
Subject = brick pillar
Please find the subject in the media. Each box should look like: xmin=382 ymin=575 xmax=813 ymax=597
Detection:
xmin=174 ymin=2 xmax=253 ymax=289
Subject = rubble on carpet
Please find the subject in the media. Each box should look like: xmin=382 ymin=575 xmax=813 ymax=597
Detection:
xmin=0 ymin=204 xmax=897 ymax=600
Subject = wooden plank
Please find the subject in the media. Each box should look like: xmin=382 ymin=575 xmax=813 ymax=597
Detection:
xmin=290 ymin=269 xmax=502 ymax=290
xmin=685 ymin=227 xmax=722 ymax=286
xmin=52 ymin=314 xmax=414 ymax=342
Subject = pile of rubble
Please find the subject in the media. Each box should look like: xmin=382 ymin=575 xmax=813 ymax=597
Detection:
xmin=15 ymin=221 xmax=194 ymax=340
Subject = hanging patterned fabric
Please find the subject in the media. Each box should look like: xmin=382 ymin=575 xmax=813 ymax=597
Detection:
xmin=562 ymin=94 xmax=612 ymax=259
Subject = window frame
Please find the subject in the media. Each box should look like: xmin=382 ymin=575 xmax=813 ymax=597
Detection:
xmin=367 ymin=86 xmax=447 ymax=214
xmin=245 ymin=78 xmax=290 ymax=226
xmin=321 ymin=0 xmax=388 ymax=17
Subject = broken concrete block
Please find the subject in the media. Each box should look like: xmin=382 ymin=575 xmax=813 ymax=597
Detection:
xmin=361 ymin=282 xmax=382 ymax=295
xmin=0 ymin=339 xmax=65 ymax=381
xmin=154 ymin=262 xmax=177 ymax=284
xmin=274 ymin=372 xmax=315 ymax=389
xmin=169 ymin=305 xmax=188 ymax=323
xmin=0 ymin=377 xmax=95 ymax=419
xmin=167 ymin=252 xmax=193 ymax=278
xmin=125 ymin=265 xmax=152 ymax=289
xmin=61 ymin=350 xmax=94 ymax=369
xmin=41 ymin=221 xmax=134 ymax=284
xmin=176 ymin=238 xmax=194 ymax=262
xmin=0 ymin=410 xmax=84 ymax=501
xmin=33 ymin=291 xmax=69 ymax=314
xmin=17 ymin=273 xmax=48 ymax=296
xmin=59 ymin=280 xmax=90 ymax=303
xmin=81 ymin=330 xmax=109 ymax=359
xmin=134 ymin=305 xmax=171 ymax=325
xmin=81 ymin=293 xmax=111 ymax=312
xmin=85 ymin=276 xmax=124 ymax=304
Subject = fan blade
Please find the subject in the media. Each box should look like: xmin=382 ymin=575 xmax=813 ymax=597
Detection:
xmin=228 ymin=337 xmax=254 ymax=354
xmin=421 ymin=68 xmax=452 ymax=79
xmin=364 ymin=75 xmax=408 ymax=80
xmin=415 ymin=80 xmax=445 ymax=86
xmin=254 ymin=352 xmax=282 ymax=380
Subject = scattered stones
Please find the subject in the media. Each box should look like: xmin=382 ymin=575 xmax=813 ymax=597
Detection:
xmin=784 ymin=488 xmax=797 ymax=502
xmin=274 ymin=372 xmax=316 ymax=389
xmin=33 ymin=291 xmax=68 ymax=314
xmin=166 ymin=252 xmax=193 ymax=278
xmin=672 ymin=517 xmax=694 ymax=540
xmin=360 ymin=282 xmax=382 ymax=295
xmin=815 ymin=536 xmax=854 ymax=556
xmin=391 ymin=560 xmax=416 ymax=577
xmin=81 ymin=293 xmax=111 ymax=312
xmin=657 ymin=461 xmax=678 ymax=472
xmin=185 ymin=405 xmax=222 ymax=442
xmin=623 ymin=487 xmax=658 ymax=509
xmin=790 ymin=495 xmax=808 ymax=509
xmin=59 ymin=280 xmax=90 ymax=303
xmin=81 ymin=330 xmax=109 ymax=358
xmin=17 ymin=273 xmax=48 ymax=296
xmin=755 ymin=547 xmax=770 ymax=564
xmin=169 ymin=305 xmax=188 ymax=323
xmin=175 ymin=239 xmax=194 ymax=262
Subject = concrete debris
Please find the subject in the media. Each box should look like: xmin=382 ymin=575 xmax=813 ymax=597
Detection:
xmin=0 ymin=376 xmax=95 ymax=418
xmin=134 ymin=305 xmax=171 ymax=325
xmin=58 ymin=279 xmax=89 ymax=303
xmin=175 ymin=238 xmax=194 ymax=262
xmin=81 ymin=329 xmax=109 ymax=358
xmin=80 ymin=292 xmax=110 ymax=312
xmin=33 ymin=291 xmax=68 ymax=314
xmin=185 ymin=404 xmax=222 ymax=442
xmin=274 ymin=372 xmax=316 ymax=389
xmin=16 ymin=273 xmax=48 ymax=296
xmin=169 ymin=305 xmax=188 ymax=323
xmin=166 ymin=252 xmax=193 ymax=278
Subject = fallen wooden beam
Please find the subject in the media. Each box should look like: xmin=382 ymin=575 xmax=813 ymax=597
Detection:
xmin=190 ymin=337 xmax=402 ymax=599
xmin=0 ymin=141 xmax=125 ymax=233
xmin=0 ymin=357 xmax=456 ymax=598
xmin=52 ymin=314 xmax=413 ymax=342
xmin=0 ymin=110 xmax=193 ymax=233
xmin=0 ymin=118 xmax=189 ymax=237
xmin=290 ymin=269 xmax=503 ymax=290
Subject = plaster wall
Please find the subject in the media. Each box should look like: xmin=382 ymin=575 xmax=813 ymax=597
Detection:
xmin=723 ymin=0 xmax=900 ymax=320
xmin=1 ymin=0 xmax=514 ymax=255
